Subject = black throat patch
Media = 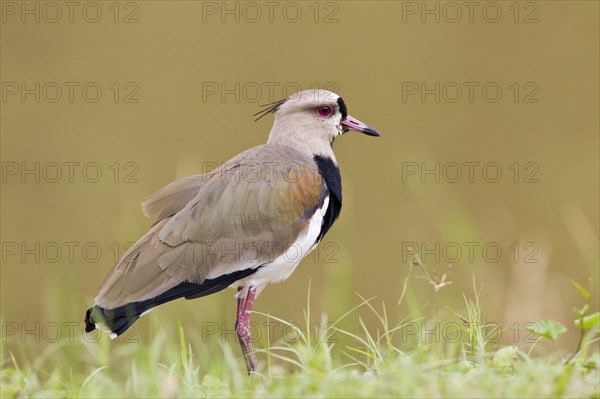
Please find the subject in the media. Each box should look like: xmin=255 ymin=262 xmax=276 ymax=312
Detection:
xmin=314 ymin=155 xmax=342 ymax=242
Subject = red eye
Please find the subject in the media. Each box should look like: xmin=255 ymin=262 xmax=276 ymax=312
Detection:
xmin=316 ymin=105 xmax=333 ymax=117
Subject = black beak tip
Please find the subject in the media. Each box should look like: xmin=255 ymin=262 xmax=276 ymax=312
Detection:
xmin=362 ymin=127 xmax=381 ymax=137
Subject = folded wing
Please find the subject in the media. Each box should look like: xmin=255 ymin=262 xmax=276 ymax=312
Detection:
xmin=93 ymin=144 xmax=325 ymax=310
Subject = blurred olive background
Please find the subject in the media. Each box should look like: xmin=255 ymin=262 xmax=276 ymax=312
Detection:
xmin=1 ymin=1 xmax=598 ymax=355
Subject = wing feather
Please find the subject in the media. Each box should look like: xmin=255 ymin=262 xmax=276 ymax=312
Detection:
xmin=141 ymin=175 xmax=207 ymax=219
xmin=94 ymin=144 xmax=325 ymax=309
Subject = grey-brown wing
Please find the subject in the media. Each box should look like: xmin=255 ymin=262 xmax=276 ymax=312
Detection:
xmin=94 ymin=145 xmax=325 ymax=309
xmin=141 ymin=175 xmax=207 ymax=221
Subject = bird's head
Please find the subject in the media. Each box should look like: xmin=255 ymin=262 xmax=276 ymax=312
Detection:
xmin=259 ymin=90 xmax=379 ymax=157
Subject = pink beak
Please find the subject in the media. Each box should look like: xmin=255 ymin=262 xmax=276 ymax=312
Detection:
xmin=341 ymin=115 xmax=380 ymax=137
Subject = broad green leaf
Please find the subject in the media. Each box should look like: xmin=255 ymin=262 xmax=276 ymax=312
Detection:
xmin=574 ymin=312 xmax=600 ymax=331
xmin=524 ymin=319 xmax=567 ymax=341
xmin=570 ymin=279 xmax=591 ymax=300
xmin=493 ymin=346 xmax=518 ymax=370
xmin=572 ymin=304 xmax=590 ymax=317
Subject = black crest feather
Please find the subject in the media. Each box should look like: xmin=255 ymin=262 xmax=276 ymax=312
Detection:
xmin=253 ymin=98 xmax=287 ymax=121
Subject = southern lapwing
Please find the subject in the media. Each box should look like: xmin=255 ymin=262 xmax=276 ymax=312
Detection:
xmin=84 ymin=89 xmax=379 ymax=374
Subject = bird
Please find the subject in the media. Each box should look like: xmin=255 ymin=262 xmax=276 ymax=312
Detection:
xmin=84 ymin=89 xmax=380 ymax=374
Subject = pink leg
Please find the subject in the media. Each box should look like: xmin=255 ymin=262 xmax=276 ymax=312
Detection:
xmin=235 ymin=286 xmax=258 ymax=374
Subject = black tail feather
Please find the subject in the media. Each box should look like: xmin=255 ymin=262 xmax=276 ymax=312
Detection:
xmin=84 ymin=267 xmax=259 ymax=337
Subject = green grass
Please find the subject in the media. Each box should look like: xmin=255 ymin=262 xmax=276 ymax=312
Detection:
xmin=2 ymin=274 xmax=599 ymax=398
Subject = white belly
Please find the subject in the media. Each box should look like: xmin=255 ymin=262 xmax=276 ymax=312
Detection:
xmin=234 ymin=196 xmax=328 ymax=293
